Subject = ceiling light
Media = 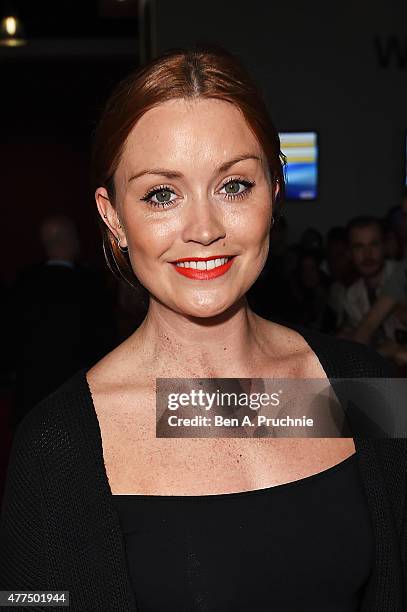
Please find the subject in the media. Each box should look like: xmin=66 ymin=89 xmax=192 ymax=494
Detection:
xmin=0 ymin=14 xmax=26 ymax=47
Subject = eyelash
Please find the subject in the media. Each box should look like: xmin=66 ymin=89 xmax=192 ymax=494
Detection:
xmin=140 ymin=177 xmax=256 ymax=209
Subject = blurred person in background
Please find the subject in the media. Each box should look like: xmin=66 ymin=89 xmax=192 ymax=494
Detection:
xmin=322 ymin=226 xmax=357 ymax=329
xmin=351 ymin=255 xmax=407 ymax=364
xmin=351 ymin=192 xmax=407 ymax=366
xmin=382 ymin=217 xmax=403 ymax=261
xmin=299 ymin=227 xmax=324 ymax=260
xmin=337 ymin=216 xmax=404 ymax=349
xmin=288 ymin=250 xmax=336 ymax=332
xmin=11 ymin=213 xmax=117 ymax=430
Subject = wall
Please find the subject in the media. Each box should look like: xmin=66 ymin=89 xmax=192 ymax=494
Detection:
xmin=153 ymin=0 xmax=407 ymax=242
xmin=1 ymin=58 xmax=136 ymax=283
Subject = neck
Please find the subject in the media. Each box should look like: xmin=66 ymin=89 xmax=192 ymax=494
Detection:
xmin=127 ymin=296 xmax=268 ymax=377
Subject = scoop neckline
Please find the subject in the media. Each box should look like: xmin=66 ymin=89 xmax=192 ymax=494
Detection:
xmin=79 ymin=322 xmax=358 ymax=502
xmin=110 ymin=452 xmax=357 ymax=500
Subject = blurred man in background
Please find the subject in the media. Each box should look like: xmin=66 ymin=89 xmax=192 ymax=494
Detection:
xmin=11 ymin=214 xmax=117 ymax=430
xmin=338 ymin=216 xmax=402 ymax=345
xmin=351 ymin=198 xmax=407 ymax=369
xmin=322 ymin=226 xmax=356 ymax=329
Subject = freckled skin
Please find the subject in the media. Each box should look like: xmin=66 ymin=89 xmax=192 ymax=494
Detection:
xmin=111 ymin=99 xmax=270 ymax=314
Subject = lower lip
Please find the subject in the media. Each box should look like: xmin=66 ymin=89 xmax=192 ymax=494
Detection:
xmin=171 ymin=257 xmax=236 ymax=280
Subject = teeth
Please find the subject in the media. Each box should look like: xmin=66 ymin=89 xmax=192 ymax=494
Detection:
xmin=176 ymin=257 xmax=231 ymax=269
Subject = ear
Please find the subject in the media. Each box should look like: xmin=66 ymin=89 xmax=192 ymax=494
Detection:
xmin=273 ymin=179 xmax=280 ymax=201
xmin=269 ymin=180 xmax=280 ymax=223
xmin=95 ymin=187 xmax=127 ymax=248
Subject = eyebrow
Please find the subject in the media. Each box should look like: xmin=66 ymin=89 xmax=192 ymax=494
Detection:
xmin=128 ymin=154 xmax=261 ymax=183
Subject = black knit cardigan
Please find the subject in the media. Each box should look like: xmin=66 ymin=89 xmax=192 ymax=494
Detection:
xmin=0 ymin=324 xmax=406 ymax=611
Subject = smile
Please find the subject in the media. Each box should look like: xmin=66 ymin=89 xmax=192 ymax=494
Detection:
xmin=170 ymin=256 xmax=236 ymax=279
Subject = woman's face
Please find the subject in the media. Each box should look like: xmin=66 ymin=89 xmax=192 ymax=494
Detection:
xmin=97 ymin=97 xmax=275 ymax=318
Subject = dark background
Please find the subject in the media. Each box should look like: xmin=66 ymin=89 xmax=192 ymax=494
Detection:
xmin=1 ymin=0 xmax=140 ymax=283
xmin=152 ymin=0 xmax=407 ymax=241
xmin=2 ymin=0 xmax=407 ymax=282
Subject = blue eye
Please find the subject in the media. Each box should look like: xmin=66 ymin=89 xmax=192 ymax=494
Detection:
xmin=140 ymin=185 xmax=177 ymax=208
xmin=220 ymin=178 xmax=255 ymax=200
xmin=140 ymin=177 xmax=255 ymax=209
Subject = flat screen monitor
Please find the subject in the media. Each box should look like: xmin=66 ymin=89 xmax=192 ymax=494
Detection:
xmin=279 ymin=132 xmax=318 ymax=200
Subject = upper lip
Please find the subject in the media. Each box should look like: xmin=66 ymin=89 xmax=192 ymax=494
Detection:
xmin=170 ymin=255 xmax=236 ymax=263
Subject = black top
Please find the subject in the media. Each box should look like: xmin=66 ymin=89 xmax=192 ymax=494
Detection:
xmin=112 ymin=453 xmax=374 ymax=612
xmin=0 ymin=323 xmax=405 ymax=612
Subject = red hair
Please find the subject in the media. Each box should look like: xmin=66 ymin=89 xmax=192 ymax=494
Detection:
xmin=91 ymin=43 xmax=286 ymax=292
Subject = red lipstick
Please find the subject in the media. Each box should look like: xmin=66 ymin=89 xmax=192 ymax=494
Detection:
xmin=170 ymin=255 xmax=236 ymax=280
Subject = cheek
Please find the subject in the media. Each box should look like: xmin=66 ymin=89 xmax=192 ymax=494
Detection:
xmin=124 ymin=221 xmax=173 ymax=285
xmin=233 ymin=200 xmax=272 ymax=244
xmin=126 ymin=217 xmax=178 ymax=258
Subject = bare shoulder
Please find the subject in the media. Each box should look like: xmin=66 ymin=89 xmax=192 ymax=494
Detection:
xmin=256 ymin=318 xmax=328 ymax=379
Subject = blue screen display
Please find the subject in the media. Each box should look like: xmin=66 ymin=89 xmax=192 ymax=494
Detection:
xmin=279 ymin=132 xmax=318 ymax=200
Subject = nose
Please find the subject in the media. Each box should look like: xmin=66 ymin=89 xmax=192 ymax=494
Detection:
xmin=180 ymin=196 xmax=226 ymax=246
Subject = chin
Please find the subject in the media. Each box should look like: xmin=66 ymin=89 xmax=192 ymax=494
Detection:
xmin=179 ymin=297 xmax=238 ymax=319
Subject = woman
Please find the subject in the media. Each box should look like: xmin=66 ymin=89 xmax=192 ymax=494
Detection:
xmin=0 ymin=45 xmax=405 ymax=612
